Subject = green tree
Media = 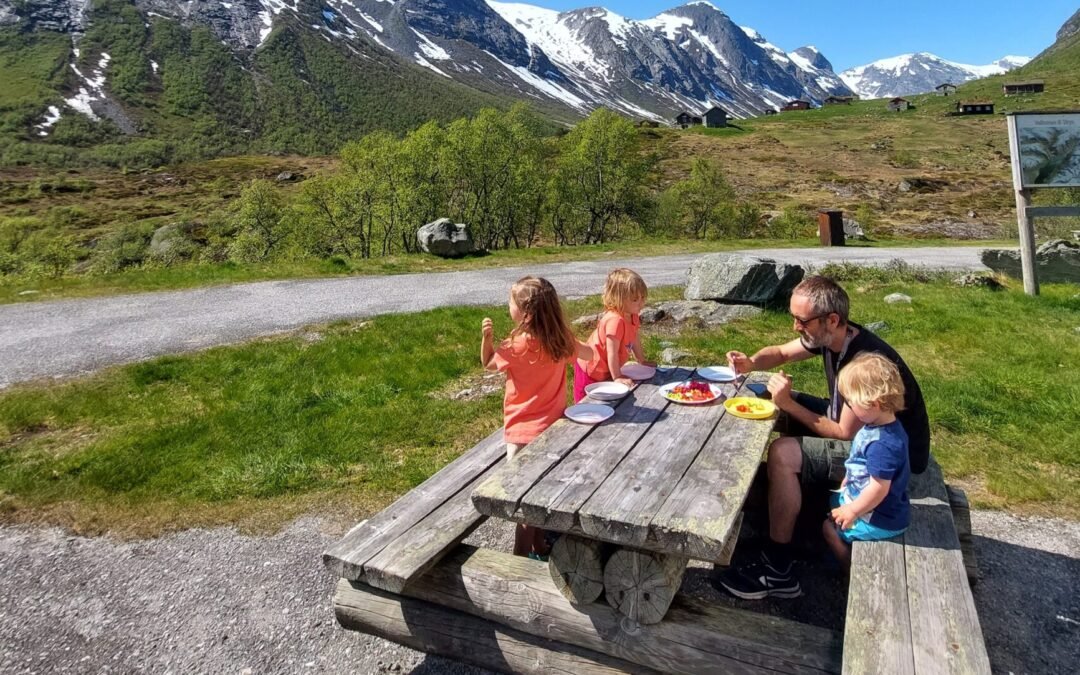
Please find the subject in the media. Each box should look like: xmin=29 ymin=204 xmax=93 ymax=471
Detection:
xmin=550 ymin=108 xmax=651 ymax=245
xmin=231 ymin=179 xmax=289 ymax=259
xmin=675 ymin=158 xmax=737 ymax=239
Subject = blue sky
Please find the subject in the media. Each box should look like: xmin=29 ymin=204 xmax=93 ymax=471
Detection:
xmin=530 ymin=1 xmax=1077 ymax=71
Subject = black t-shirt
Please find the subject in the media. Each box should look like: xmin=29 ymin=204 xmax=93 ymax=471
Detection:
xmin=805 ymin=322 xmax=931 ymax=474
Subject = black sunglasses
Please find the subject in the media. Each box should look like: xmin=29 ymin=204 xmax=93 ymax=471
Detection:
xmin=790 ymin=312 xmax=831 ymax=327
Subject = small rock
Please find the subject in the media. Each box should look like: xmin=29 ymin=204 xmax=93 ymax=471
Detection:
xmin=639 ymin=306 xmax=667 ymax=324
xmin=275 ymin=171 xmax=298 ymax=182
xmin=572 ymin=313 xmax=599 ymax=328
xmin=17 ymin=290 xmax=39 ymax=296
xmin=1074 ymin=326 xmax=1080 ymax=334
xmin=953 ymin=274 xmax=1004 ymax=290
xmin=967 ymin=210 xmax=977 ymax=219
xmin=898 ymin=179 xmax=913 ymax=192
xmin=660 ymin=348 xmax=692 ymax=363
xmin=865 ymin=321 xmax=889 ymax=334
xmin=659 ymin=341 xmax=675 ymax=349
xmin=884 ymin=293 xmax=912 ymax=305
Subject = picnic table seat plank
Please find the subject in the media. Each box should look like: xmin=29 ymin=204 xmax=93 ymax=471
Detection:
xmin=842 ymin=457 xmax=991 ymax=675
xmin=904 ymin=460 xmax=992 ymax=675
xmin=323 ymin=426 xmax=505 ymax=581
xmin=517 ymin=368 xmax=692 ymax=532
xmin=841 ymin=536 xmax=914 ymax=674
xmin=334 ymin=579 xmax=655 ymax=675
xmin=577 ymin=375 xmax=743 ymax=549
xmin=649 ymin=372 xmax=774 ymax=560
xmin=357 ymin=545 xmax=843 ymax=674
xmin=362 ymin=456 xmax=509 ymax=593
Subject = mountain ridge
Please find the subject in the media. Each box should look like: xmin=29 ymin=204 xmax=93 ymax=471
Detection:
xmin=840 ymin=51 xmax=1030 ymax=99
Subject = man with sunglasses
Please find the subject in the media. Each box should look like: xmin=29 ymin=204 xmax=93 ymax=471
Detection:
xmin=714 ymin=275 xmax=930 ymax=600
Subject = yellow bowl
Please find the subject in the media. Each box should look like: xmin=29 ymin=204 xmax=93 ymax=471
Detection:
xmin=724 ymin=397 xmax=777 ymax=420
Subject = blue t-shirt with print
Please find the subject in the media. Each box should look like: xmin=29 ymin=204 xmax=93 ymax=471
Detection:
xmin=841 ymin=419 xmax=911 ymax=531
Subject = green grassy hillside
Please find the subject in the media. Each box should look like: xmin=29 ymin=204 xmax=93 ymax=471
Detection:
xmin=0 ymin=0 xmax=527 ymax=168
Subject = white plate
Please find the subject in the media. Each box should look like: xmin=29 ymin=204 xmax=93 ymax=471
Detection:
xmin=698 ymin=365 xmax=737 ymax=382
xmin=659 ymin=381 xmax=724 ymax=405
xmin=584 ymin=381 xmax=630 ymax=401
xmin=621 ymin=363 xmax=656 ymax=381
xmin=565 ymin=403 xmax=614 ymax=424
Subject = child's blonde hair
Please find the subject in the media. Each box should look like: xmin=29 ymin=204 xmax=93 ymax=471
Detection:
xmin=837 ymin=352 xmax=906 ymax=413
xmin=509 ymin=276 xmax=576 ymax=361
xmin=602 ymin=268 xmax=647 ymax=313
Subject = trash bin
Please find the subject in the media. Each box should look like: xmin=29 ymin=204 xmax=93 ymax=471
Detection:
xmin=818 ymin=210 xmax=845 ymax=246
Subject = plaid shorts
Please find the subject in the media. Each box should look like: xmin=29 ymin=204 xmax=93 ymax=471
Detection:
xmin=797 ymin=436 xmax=850 ymax=486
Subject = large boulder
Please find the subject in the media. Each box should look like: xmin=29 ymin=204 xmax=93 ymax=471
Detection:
xmin=684 ymin=254 xmax=805 ymax=305
xmin=981 ymin=239 xmax=1080 ymax=284
xmin=417 ymin=218 xmax=476 ymax=258
xmin=650 ymin=300 xmax=763 ymax=326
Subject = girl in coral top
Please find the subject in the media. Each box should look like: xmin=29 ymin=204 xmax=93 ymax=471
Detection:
xmin=481 ymin=276 xmax=592 ymax=557
xmin=574 ymin=268 xmax=655 ymax=403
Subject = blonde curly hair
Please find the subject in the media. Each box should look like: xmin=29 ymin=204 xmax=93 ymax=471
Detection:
xmin=837 ymin=352 xmax=906 ymax=413
xmin=602 ymin=268 xmax=647 ymax=313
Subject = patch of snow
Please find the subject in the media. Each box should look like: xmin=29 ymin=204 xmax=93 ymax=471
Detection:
xmin=413 ymin=53 xmax=450 ymax=77
xmin=642 ymin=13 xmax=692 ymax=42
xmin=412 ymin=29 xmax=450 ymax=60
xmin=150 ymin=60 xmax=159 ymax=74
xmin=487 ymin=2 xmax=607 ymax=80
xmin=788 ymin=50 xmax=817 ymax=73
xmin=64 ymin=53 xmax=111 ymax=121
xmin=35 ymin=106 xmax=62 ymax=137
xmin=484 ymin=51 xmax=588 ymax=110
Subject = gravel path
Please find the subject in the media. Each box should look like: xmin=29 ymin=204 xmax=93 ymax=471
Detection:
xmin=1 ymin=509 xmax=1075 ymax=674
xmin=0 ymin=246 xmax=995 ymax=389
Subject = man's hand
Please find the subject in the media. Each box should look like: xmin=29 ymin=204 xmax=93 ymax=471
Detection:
xmin=481 ymin=318 xmax=493 ymax=340
xmin=726 ymin=350 xmax=752 ymax=374
xmin=767 ymin=369 xmax=793 ymax=405
xmin=832 ymin=504 xmax=858 ymax=531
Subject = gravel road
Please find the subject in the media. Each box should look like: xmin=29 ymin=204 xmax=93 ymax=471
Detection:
xmin=1 ymin=509 xmax=1075 ymax=674
xmin=0 ymin=247 xmax=995 ymax=389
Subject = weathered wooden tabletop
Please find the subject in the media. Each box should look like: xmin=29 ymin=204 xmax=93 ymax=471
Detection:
xmin=472 ymin=368 xmax=776 ymax=562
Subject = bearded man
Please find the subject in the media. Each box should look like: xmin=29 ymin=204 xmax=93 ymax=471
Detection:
xmin=715 ymin=275 xmax=930 ymax=599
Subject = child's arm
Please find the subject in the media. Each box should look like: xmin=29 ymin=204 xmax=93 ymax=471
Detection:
xmin=606 ymin=335 xmax=633 ymax=386
xmin=481 ymin=318 xmax=498 ymax=372
xmin=576 ymin=340 xmax=593 ymax=362
xmin=630 ymin=339 xmax=655 ymax=367
xmin=832 ymin=476 xmax=891 ymax=530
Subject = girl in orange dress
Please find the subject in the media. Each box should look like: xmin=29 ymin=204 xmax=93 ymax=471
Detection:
xmin=574 ymin=268 xmax=655 ymax=402
xmin=481 ymin=276 xmax=592 ymax=558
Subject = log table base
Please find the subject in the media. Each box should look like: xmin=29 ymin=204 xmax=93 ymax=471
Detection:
xmin=548 ymin=534 xmax=611 ymax=605
xmin=603 ymin=547 xmax=689 ymax=625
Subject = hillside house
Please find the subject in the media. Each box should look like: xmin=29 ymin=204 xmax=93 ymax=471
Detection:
xmin=824 ymin=96 xmax=855 ymax=105
xmin=887 ymin=97 xmax=911 ymax=111
xmin=781 ymin=100 xmax=811 ymax=111
xmin=956 ymin=100 xmax=995 ymax=115
xmin=703 ymin=106 xmax=729 ymax=128
xmin=1003 ymin=81 xmax=1045 ymax=96
xmin=935 ymin=83 xmax=958 ymax=96
xmin=675 ymin=112 xmax=702 ymax=128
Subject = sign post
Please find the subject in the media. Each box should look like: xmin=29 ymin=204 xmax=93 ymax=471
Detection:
xmin=1005 ymin=111 xmax=1080 ymax=296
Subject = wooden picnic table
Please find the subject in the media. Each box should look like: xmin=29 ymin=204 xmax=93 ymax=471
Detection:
xmin=471 ymin=367 xmax=777 ymax=623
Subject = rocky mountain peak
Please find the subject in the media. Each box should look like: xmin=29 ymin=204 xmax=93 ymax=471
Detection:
xmin=1057 ymin=8 xmax=1080 ymax=43
xmin=791 ymin=46 xmax=833 ymax=71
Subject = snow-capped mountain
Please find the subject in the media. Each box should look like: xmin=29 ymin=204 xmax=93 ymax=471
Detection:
xmin=139 ymin=0 xmax=855 ymax=119
xmin=840 ymin=52 xmax=1030 ymax=99
xmin=1 ymin=0 xmax=855 ymax=128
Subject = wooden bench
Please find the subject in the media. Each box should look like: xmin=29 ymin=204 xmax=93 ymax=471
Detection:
xmin=322 ymin=427 xmax=506 ymax=593
xmin=842 ymin=457 xmax=991 ymax=674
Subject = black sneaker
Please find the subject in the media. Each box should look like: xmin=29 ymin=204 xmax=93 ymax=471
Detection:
xmin=713 ymin=556 xmax=802 ymax=600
